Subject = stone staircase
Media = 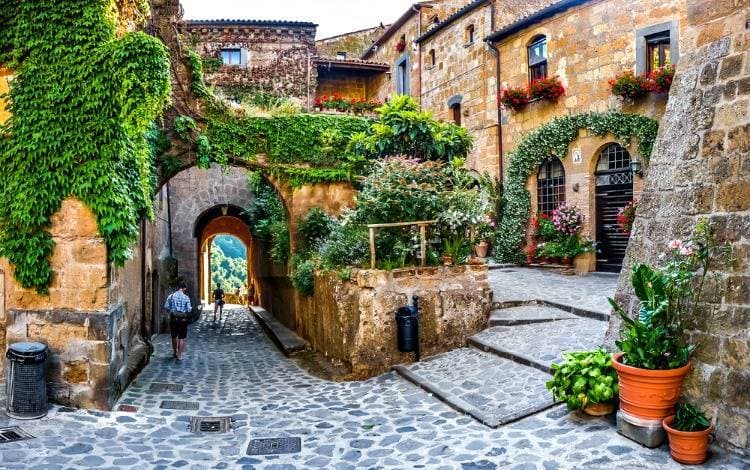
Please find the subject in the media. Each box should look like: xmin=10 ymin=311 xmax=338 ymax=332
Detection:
xmin=393 ymin=302 xmax=609 ymax=428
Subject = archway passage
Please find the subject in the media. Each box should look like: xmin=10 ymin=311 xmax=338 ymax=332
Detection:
xmin=195 ymin=206 xmax=256 ymax=307
xmin=594 ymin=143 xmax=634 ymax=273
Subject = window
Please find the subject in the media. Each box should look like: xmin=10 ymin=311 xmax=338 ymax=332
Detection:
xmin=595 ymin=144 xmax=633 ymax=186
xmin=430 ymin=15 xmax=440 ymax=26
xmin=645 ymin=31 xmax=671 ymax=73
xmin=451 ymin=103 xmax=461 ymax=126
xmin=428 ymin=49 xmax=436 ymax=67
xmin=396 ymin=56 xmax=409 ymax=94
xmin=467 ymin=25 xmax=476 ymax=44
xmin=336 ymin=51 xmax=347 ymax=60
xmin=221 ymin=48 xmax=241 ymax=66
xmin=527 ymin=36 xmax=548 ymax=84
xmin=537 ymin=157 xmax=565 ymax=215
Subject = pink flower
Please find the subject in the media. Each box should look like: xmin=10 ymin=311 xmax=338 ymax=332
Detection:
xmin=679 ymin=246 xmax=694 ymax=256
xmin=668 ymin=239 xmax=683 ymax=250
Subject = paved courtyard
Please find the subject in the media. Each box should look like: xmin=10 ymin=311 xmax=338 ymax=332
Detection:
xmin=0 ymin=269 xmax=748 ymax=469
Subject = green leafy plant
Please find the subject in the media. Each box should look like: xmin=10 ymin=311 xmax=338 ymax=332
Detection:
xmin=317 ymin=222 xmax=370 ymax=269
xmin=442 ymin=236 xmax=470 ymax=264
xmin=0 ymin=0 xmax=171 ymax=291
xmin=672 ymin=402 xmax=710 ymax=432
xmin=291 ymin=257 xmax=315 ymax=296
xmin=298 ymin=208 xmax=334 ymax=251
xmin=546 ymin=349 xmax=619 ymax=410
xmin=246 ymin=173 xmax=289 ymax=264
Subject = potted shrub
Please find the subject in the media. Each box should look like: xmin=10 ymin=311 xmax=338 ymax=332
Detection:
xmin=529 ymin=75 xmax=566 ymax=103
xmin=499 ymin=86 xmax=530 ymax=112
xmin=442 ymin=236 xmax=469 ymax=266
xmin=663 ymin=402 xmax=713 ymax=465
xmin=546 ymin=348 xmax=618 ymax=416
xmin=473 ymin=216 xmax=495 ymax=258
xmin=609 ymin=70 xmax=650 ymax=100
xmin=609 ymin=219 xmax=728 ymax=422
xmin=558 ymin=235 xmax=594 ymax=266
xmin=616 ymin=200 xmax=637 ymax=236
xmin=648 ymin=64 xmax=675 ymax=94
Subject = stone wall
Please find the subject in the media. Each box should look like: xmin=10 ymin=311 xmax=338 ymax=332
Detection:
xmin=294 ymin=266 xmax=492 ymax=378
xmin=605 ymin=0 xmax=750 ymax=455
xmin=316 ymin=70 xmax=368 ymax=101
xmin=316 ymin=25 xmax=388 ymax=58
xmin=183 ymin=21 xmax=317 ymax=102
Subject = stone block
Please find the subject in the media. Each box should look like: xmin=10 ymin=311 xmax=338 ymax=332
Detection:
xmin=727 ymin=370 xmax=750 ymax=408
xmin=727 ymin=123 xmax=750 ymax=153
xmin=717 ymin=182 xmax=750 ymax=212
xmin=715 ymin=408 xmax=750 ymax=449
xmin=719 ymin=54 xmax=745 ymax=80
xmin=63 ymin=360 xmax=90 ymax=384
xmin=616 ymin=411 xmax=666 ymax=448
xmin=724 ymin=338 xmax=750 ymax=369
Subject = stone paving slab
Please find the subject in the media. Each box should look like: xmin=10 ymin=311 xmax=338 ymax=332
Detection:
xmin=394 ymin=348 xmax=555 ymax=428
xmin=489 ymin=305 xmax=579 ymax=326
xmin=470 ymin=318 xmax=608 ymax=373
xmin=489 ymin=267 xmax=617 ymax=314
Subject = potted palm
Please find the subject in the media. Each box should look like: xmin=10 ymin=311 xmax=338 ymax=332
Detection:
xmin=609 ymin=219 xmax=728 ymax=422
xmin=546 ymin=348 xmax=618 ymax=416
xmin=663 ymin=402 xmax=713 ymax=464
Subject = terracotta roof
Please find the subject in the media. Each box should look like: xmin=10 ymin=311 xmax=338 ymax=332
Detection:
xmin=485 ymin=0 xmax=588 ymax=42
xmin=361 ymin=1 xmax=438 ymax=60
xmin=415 ymin=0 xmax=491 ymax=44
xmin=314 ymin=57 xmax=390 ymax=72
xmin=184 ymin=19 xmax=318 ymax=28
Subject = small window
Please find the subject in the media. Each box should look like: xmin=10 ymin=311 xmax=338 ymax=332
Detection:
xmin=645 ymin=31 xmax=671 ymax=73
xmin=451 ymin=103 xmax=461 ymax=126
xmin=537 ymin=157 xmax=565 ymax=215
xmin=221 ymin=49 xmax=241 ymax=66
xmin=336 ymin=51 xmax=347 ymax=60
xmin=465 ymin=25 xmax=475 ymax=44
xmin=430 ymin=15 xmax=440 ymax=25
xmin=428 ymin=49 xmax=436 ymax=67
xmin=527 ymin=36 xmax=548 ymax=84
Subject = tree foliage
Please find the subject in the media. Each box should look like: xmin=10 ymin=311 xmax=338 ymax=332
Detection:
xmin=210 ymin=236 xmax=247 ymax=292
xmin=0 ymin=0 xmax=171 ymax=291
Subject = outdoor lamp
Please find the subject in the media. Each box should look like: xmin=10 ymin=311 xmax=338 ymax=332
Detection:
xmin=630 ymin=159 xmax=643 ymax=177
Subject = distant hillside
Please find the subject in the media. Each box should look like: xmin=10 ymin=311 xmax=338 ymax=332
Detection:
xmin=214 ymin=235 xmax=247 ymax=259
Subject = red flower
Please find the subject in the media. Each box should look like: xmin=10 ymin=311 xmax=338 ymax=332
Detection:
xmin=647 ymin=64 xmax=675 ymax=94
xmin=498 ymin=86 xmax=530 ymax=112
xmin=529 ymin=75 xmax=565 ymax=102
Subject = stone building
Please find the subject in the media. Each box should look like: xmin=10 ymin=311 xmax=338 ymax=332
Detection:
xmin=605 ymin=0 xmax=750 ymax=455
xmin=316 ymin=25 xmax=388 ymax=59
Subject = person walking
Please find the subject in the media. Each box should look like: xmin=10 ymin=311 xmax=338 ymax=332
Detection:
xmin=165 ymin=281 xmax=192 ymax=361
xmin=213 ymin=284 xmax=225 ymax=321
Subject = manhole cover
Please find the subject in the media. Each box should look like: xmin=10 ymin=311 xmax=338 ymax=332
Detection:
xmin=0 ymin=427 xmax=34 ymax=443
xmin=117 ymin=404 xmax=139 ymax=413
xmin=149 ymin=383 xmax=184 ymax=393
xmin=190 ymin=416 xmax=232 ymax=433
xmin=160 ymin=400 xmax=199 ymax=410
xmin=247 ymin=437 xmax=301 ymax=455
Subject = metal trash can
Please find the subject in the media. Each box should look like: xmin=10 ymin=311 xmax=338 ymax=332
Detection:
xmin=6 ymin=342 xmax=48 ymax=419
xmin=395 ymin=306 xmax=418 ymax=353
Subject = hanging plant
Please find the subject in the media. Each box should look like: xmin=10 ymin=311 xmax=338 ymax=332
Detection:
xmin=648 ymin=64 xmax=675 ymax=94
xmin=395 ymin=39 xmax=407 ymax=53
xmin=529 ymin=75 xmax=566 ymax=102
xmin=617 ymin=200 xmax=637 ymax=235
xmin=499 ymin=86 xmax=530 ymax=112
xmin=608 ymin=70 xmax=650 ymax=99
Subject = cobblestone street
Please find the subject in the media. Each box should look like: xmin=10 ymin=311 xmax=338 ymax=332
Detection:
xmin=0 ymin=269 xmax=748 ymax=469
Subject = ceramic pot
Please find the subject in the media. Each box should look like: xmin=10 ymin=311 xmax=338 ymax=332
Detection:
xmin=663 ymin=415 xmax=713 ymax=465
xmin=612 ymin=352 xmax=691 ymax=420
xmin=442 ymin=255 xmax=454 ymax=266
xmin=583 ymin=402 xmax=616 ymax=416
xmin=474 ymin=241 xmax=489 ymax=258
xmin=561 ymin=256 xmax=573 ymax=267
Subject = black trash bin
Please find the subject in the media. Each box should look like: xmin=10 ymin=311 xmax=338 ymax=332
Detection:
xmin=6 ymin=342 xmax=48 ymax=419
xmin=395 ymin=306 xmax=418 ymax=353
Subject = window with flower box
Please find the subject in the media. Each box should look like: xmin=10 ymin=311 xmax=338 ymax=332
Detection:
xmin=537 ymin=156 xmax=565 ymax=215
xmin=528 ymin=35 xmax=548 ymax=84
xmin=646 ymin=31 xmax=671 ymax=73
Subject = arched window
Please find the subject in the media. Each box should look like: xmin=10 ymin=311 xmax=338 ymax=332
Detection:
xmin=528 ymin=35 xmax=548 ymax=84
xmin=537 ymin=157 xmax=565 ymax=215
xmin=451 ymin=103 xmax=461 ymax=126
xmin=465 ymin=25 xmax=475 ymax=44
xmin=428 ymin=49 xmax=436 ymax=67
xmin=595 ymin=143 xmax=632 ymax=186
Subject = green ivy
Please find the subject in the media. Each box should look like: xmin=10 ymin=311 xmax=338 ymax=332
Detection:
xmin=495 ymin=112 xmax=658 ymax=262
xmin=186 ymin=47 xmax=211 ymax=98
xmin=0 ymin=0 xmax=171 ymax=292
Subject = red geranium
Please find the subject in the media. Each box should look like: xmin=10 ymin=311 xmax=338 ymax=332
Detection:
xmin=529 ymin=75 xmax=566 ymax=102
xmin=499 ymin=85 xmax=530 ymax=112
xmin=617 ymin=200 xmax=637 ymax=235
xmin=647 ymin=64 xmax=675 ymax=94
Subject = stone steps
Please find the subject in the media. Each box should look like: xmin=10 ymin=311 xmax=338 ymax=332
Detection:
xmin=489 ymin=305 xmax=578 ymax=326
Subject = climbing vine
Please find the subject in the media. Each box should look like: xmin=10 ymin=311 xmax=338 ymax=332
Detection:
xmin=0 ymin=0 xmax=171 ymax=291
xmin=494 ymin=112 xmax=658 ymax=262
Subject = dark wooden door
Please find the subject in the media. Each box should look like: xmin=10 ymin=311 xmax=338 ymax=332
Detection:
xmin=595 ymin=144 xmax=633 ymax=273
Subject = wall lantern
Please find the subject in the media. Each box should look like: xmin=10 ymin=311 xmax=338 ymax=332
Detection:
xmin=630 ymin=159 xmax=643 ymax=177
xmin=221 ymin=205 xmax=229 ymax=216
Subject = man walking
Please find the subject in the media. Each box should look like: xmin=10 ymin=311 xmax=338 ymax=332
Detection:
xmin=213 ymin=284 xmax=225 ymax=321
xmin=165 ymin=281 xmax=192 ymax=360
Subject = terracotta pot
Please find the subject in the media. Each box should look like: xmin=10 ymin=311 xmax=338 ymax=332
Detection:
xmin=583 ymin=402 xmax=616 ymax=416
xmin=537 ymin=256 xmax=549 ymax=264
xmin=474 ymin=241 xmax=489 ymax=258
xmin=561 ymin=256 xmax=573 ymax=267
xmin=442 ymin=255 xmax=454 ymax=266
xmin=663 ymin=415 xmax=713 ymax=465
xmin=612 ymin=352 xmax=691 ymax=420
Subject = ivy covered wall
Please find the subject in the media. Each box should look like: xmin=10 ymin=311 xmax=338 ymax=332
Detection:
xmin=0 ymin=0 xmax=172 ymax=292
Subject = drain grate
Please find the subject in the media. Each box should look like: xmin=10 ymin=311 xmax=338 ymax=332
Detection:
xmin=117 ymin=404 xmax=139 ymax=413
xmin=247 ymin=437 xmax=301 ymax=455
xmin=190 ymin=416 xmax=232 ymax=433
xmin=149 ymin=383 xmax=183 ymax=393
xmin=0 ymin=427 xmax=34 ymax=443
xmin=159 ymin=400 xmax=199 ymax=410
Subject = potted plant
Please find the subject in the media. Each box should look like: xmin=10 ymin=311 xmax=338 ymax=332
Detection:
xmin=648 ymin=64 xmax=675 ymax=94
xmin=498 ymin=85 xmax=530 ymax=112
xmin=529 ymin=75 xmax=566 ymax=103
xmin=546 ymin=348 xmax=619 ymax=416
xmin=663 ymin=402 xmax=713 ymax=465
xmin=609 ymin=219 xmax=728 ymax=422
xmin=473 ymin=216 xmax=495 ymax=258
xmin=442 ymin=236 xmax=469 ymax=266
xmin=395 ymin=38 xmax=406 ymax=53
xmin=609 ymin=70 xmax=650 ymax=100
xmin=558 ymin=234 xmax=594 ymax=266
xmin=616 ymin=200 xmax=637 ymax=236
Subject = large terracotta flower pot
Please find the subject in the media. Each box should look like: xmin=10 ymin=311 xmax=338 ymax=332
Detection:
xmin=583 ymin=401 xmax=615 ymax=416
xmin=663 ymin=415 xmax=713 ymax=465
xmin=612 ymin=352 xmax=691 ymax=420
xmin=474 ymin=241 xmax=489 ymax=258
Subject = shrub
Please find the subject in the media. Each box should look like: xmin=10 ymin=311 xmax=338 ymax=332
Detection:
xmin=529 ymin=75 xmax=566 ymax=102
xmin=291 ymin=257 xmax=315 ymax=296
xmin=672 ymin=403 xmax=710 ymax=432
xmin=609 ymin=70 xmax=650 ymax=99
xmin=246 ymin=173 xmax=289 ymax=264
xmin=318 ymin=222 xmax=370 ymax=269
xmin=499 ymin=86 xmax=530 ymax=112
xmin=546 ymin=349 xmax=619 ymax=410
xmin=552 ymin=204 xmax=584 ymax=235
xmin=298 ymin=208 xmax=334 ymax=251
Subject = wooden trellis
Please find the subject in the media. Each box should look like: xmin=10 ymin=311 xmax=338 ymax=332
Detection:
xmin=366 ymin=220 xmax=438 ymax=269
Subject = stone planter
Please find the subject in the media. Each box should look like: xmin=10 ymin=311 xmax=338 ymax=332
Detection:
xmin=663 ymin=415 xmax=713 ymax=465
xmin=612 ymin=352 xmax=691 ymax=421
xmin=474 ymin=241 xmax=489 ymax=258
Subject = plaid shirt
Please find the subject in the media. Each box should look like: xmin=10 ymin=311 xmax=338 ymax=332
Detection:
xmin=165 ymin=290 xmax=192 ymax=314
